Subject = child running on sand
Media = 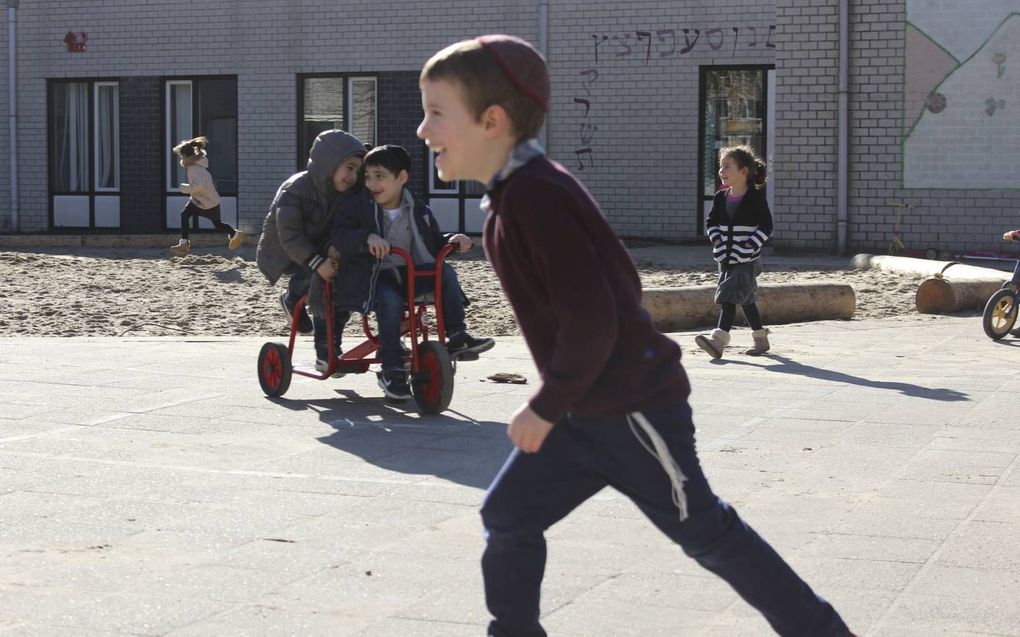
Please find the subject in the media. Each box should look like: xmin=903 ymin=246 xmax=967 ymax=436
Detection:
xmin=170 ymin=136 xmax=243 ymax=256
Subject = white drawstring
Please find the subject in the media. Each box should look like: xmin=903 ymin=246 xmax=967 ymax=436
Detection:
xmin=627 ymin=411 xmax=689 ymax=521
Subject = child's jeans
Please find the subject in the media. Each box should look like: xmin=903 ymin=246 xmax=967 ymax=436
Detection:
xmin=480 ymin=401 xmax=851 ymax=637
xmin=312 ymin=311 xmax=349 ymax=362
xmin=374 ymin=263 xmax=465 ymax=372
xmin=284 ymin=263 xmax=311 ymax=310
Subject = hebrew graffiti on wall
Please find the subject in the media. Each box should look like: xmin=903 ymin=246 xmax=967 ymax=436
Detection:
xmin=904 ymin=1 xmax=1020 ymax=188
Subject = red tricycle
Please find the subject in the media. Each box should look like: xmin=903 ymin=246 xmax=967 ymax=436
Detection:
xmin=257 ymin=245 xmax=458 ymax=414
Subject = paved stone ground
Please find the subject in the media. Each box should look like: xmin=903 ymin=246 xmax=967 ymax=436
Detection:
xmin=1 ymin=313 xmax=1019 ymax=636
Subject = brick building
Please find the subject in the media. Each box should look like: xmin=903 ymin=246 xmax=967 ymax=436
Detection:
xmin=0 ymin=0 xmax=1017 ymax=255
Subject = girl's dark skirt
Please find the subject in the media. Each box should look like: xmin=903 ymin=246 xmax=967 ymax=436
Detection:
xmin=714 ymin=259 xmax=762 ymax=305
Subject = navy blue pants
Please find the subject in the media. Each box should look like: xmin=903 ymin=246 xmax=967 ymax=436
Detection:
xmin=375 ymin=263 xmax=466 ymax=372
xmin=284 ymin=263 xmax=348 ymax=361
xmin=480 ymin=401 xmax=850 ymax=637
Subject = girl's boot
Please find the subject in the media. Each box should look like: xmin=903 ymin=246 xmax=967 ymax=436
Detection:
xmin=170 ymin=238 xmax=190 ymax=256
xmin=743 ymin=328 xmax=771 ymax=356
xmin=694 ymin=328 xmax=730 ymax=359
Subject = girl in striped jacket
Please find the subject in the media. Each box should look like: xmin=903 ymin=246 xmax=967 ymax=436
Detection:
xmin=695 ymin=146 xmax=774 ymax=359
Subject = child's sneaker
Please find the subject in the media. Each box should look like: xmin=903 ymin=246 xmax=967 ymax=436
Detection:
xmin=446 ymin=332 xmax=495 ymax=358
xmin=228 ymin=230 xmax=245 ymax=250
xmin=315 ymin=358 xmax=349 ymax=378
xmin=279 ymin=292 xmax=313 ymax=335
xmin=169 ymin=239 xmax=190 ymax=256
xmin=377 ymin=370 xmax=412 ymax=401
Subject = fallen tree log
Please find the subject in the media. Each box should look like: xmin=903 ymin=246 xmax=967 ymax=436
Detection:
xmin=642 ymin=282 xmax=856 ymax=331
xmin=851 ymin=253 xmax=1008 ymax=282
xmin=915 ymin=277 xmax=1007 ymax=314
xmin=850 ymin=253 xmax=1009 ymax=314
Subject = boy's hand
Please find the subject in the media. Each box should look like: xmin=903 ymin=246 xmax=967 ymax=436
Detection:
xmin=316 ymin=259 xmax=337 ymax=280
xmin=367 ymin=234 xmax=390 ymax=259
xmin=712 ymin=239 xmax=721 ymax=247
xmin=507 ymin=404 xmax=554 ymax=453
xmin=327 ymin=245 xmax=340 ymax=260
xmin=1005 ymin=231 xmax=1020 ymax=241
xmin=449 ymin=234 xmax=472 ymax=252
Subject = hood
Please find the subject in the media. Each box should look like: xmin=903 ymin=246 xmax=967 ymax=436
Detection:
xmin=307 ymin=129 xmax=366 ymax=195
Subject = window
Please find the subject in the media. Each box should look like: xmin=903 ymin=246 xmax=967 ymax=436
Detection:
xmin=424 ymin=148 xmax=487 ymax=234
xmin=165 ymin=78 xmax=237 ymax=195
xmin=48 ymin=79 xmax=120 ymax=228
xmin=298 ymin=74 xmax=377 ymax=166
xmin=698 ymin=66 xmax=774 ymax=233
xmin=165 ymin=77 xmax=238 ymax=231
xmin=94 ymin=82 xmax=120 ymax=191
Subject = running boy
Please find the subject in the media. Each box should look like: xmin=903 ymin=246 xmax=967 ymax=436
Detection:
xmin=331 ymin=144 xmax=494 ymax=400
xmin=417 ymin=35 xmax=856 ymax=636
xmin=256 ymin=129 xmax=365 ymax=372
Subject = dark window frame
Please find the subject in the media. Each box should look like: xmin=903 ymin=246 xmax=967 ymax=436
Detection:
xmin=46 ymin=77 xmax=121 ymax=231
xmin=420 ymin=147 xmax=486 ymax=235
xmin=697 ymin=64 xmax=773 ymax=236
xmin=161 ymin=74 xmax=239 ymax=232
xmin=296 ymin=73 xmax=378 ymax=170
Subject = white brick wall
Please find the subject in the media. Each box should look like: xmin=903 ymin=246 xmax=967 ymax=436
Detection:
xmin=5 ymin=0 xmax=1017 ymax=254
xmin=5 ymin=0 xmax=536 ymax=233
xmin=546 ymin=1 xmax=775 ymax=238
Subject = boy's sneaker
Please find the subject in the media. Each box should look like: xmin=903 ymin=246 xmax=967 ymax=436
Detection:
xmin=279 ymin=292 xmax=313 ymax=335
xmin=447 ymin=332 xmax=495 ymax=358
xmin=228 ymin=230 xmax=245 ymax=250
xmin=377 ymin=370 xmax=412 ymax=401
xmin=314 ymin=358 xmax=342 ymax=377
xmin=169 ymin=239 xmax=190 ymax=257
xmin=314 ymin=358 xmax=359 ymax=377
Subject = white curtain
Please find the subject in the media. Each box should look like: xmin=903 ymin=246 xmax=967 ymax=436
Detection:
xmin=350 ymin=78 xmax=376 ymax=146
xmin=170 ymin=83 xmax=192 ymax=188
xmin=56 ymin=82 xmax=88 ymax=192
xmin=95 ymin=84 xmax=119 ymax=190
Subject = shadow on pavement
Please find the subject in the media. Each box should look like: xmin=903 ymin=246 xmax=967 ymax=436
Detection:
xmin=719 ymin=354 xmax=970 ymax=402
xmin=267 ymin=391 xmax=510 ymax=490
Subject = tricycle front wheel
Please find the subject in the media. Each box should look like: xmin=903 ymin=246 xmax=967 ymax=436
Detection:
xmin=412 ymin=341 xmax=454 ymax=414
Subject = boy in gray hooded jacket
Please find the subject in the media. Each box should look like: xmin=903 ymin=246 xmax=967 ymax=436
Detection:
xmin=256 ymin=129 xmax=366 ymax=372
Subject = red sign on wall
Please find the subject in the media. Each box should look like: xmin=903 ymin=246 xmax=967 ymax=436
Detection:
xmin=64 ymin=32 xmax=87 ymax=53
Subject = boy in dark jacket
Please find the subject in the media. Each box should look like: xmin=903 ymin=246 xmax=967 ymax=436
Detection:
xmin=331 ymin=144 xmax=493 ymax=400
xmin=416 ymin=35 xmax=856 ymax=637
xmin=255 ymin=129 xmax=365 ymax=373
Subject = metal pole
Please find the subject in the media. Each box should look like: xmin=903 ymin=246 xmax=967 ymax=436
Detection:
xmin=836 ymin=0 xmax=849 ymax=255
xmin=7 ymin=0 xmax=18 ymax=232
xmin=537 ymin=0 xmax=548 ymax=148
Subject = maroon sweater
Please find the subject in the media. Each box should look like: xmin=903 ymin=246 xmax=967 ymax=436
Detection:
xmin=483 ymin=156 xmax=691 ymax=423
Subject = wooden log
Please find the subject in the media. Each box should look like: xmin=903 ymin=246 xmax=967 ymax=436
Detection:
xmin=642 ymin=282 xmax=856 ymax=331
xmin=851 ymin=253 xmax=1008 ymax=282
xmin=852 ymin=253 xmax=1013 ymax=314
xmin=915 ymin=277 xmax=1006 ymax=314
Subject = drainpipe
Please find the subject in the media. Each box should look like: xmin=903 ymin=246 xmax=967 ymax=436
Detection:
xmin=537 ymin=0 xmax=548 ymax=148
xmin=7 ymin=0 xmax=17 ymax=232
xmin=836 ymin=0 xmax=849 ymax=255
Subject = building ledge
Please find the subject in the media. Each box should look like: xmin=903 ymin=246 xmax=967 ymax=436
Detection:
xmin=0 ymin=234 xmax=241 ymax=249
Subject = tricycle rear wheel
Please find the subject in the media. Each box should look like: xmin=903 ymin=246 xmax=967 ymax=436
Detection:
xmin=258 ymin=342 xmax=293 ymax=396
